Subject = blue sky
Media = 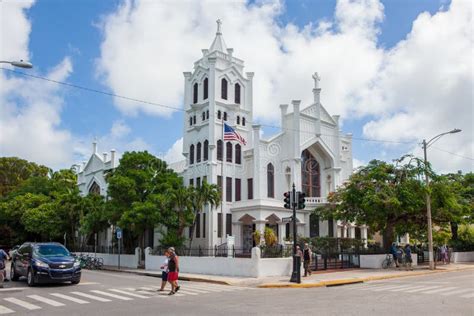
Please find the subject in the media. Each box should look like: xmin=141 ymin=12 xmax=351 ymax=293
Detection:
xmin=1 ymin=0 xmax=472 ymax=173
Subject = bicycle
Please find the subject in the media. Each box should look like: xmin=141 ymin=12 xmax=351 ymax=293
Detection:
xmin=382 ymin=254 xmax=395 ymax=269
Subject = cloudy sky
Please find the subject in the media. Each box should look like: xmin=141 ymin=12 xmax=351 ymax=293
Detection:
xmin=0 ymin=0 xmax=472 ymax=173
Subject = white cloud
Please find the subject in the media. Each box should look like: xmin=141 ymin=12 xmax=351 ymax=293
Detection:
xmin=110 ymin=120 xmax=131 ymax=138
xmin=162 ymin=137 xmax=184 ymax=164
xmin=352 ymin=158 xmax=366 ymax=169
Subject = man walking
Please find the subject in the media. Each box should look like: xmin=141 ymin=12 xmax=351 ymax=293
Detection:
xmin=167 ymin=247 xmax=180 ymax=295
xmin=303 ymin=243 xmax=312 ymax=277
xmin=0 ymin=248 xmax=11 ymax=287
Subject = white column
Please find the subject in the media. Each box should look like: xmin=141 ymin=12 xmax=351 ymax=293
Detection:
xmin=252 ymin=125 xmax=261 ymax=199
xmin=292 ymin=100 xmax=302 ymax=191
xmin=254 ymin=220 xmax=266 ymax=245
xmin=361 ymin=225 xmax=368 ymax=247
xmin=278 ymin=222 xmax=285 ymax=244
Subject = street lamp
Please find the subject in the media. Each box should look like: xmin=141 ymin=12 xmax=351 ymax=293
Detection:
xmin=0 ymin=59 xmax=33 ymax=68
xmin=422 ymin=128 xmax=461 ymax=270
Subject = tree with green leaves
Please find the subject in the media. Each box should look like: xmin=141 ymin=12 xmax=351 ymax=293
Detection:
xmin=0 ymin=157 xmax=49 ymax=197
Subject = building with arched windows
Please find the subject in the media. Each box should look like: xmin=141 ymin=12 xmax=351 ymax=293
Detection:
xmin=178 ymin=21 xmax=366 ymax=253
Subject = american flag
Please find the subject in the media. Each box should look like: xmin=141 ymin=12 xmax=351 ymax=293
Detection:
xmin=224 ymin=123 xmax=246 ymax=145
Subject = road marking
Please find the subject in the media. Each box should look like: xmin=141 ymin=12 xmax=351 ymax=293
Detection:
xmin=90 ymin=290 xmax=133 ymax=301
xmin=70 ymin=291 xmax=111 ymax=302
xmin=0 ymin=288 xmax=24 ymax=292
xmin=371 ymin=285 xmax=414 ymax=292
xmin=178 ymin=287 xmax=210 ymax=293
xmin=4 ymin=297 xmax=41 ymax=310
xmin=50 ymin=293 xmax=89 ymax=304
xmin=27 ymin=295 xmax=65 ymax=307
xmin=390 ymin=285 xmax=427 ymax=292
xmin=174 ymin=290 xmax=198 ymax=295
xmin=186 ymin=285 xmax=231 ymax=292
xmin=0 ymin=305 xmax=14 ymax=315
xmin=77 ymin=282 xmax=99 ymax=285
xmin=440 ymin=288 xmax=472 ymax=296
xmin=405 ymin=286 xmax=441 ymax=293
xmin=109 ymin=289 xmax=150 ymax=299
xmin=422 ymin=287 xmax=457 ymax=294
xmin=460 ymin=292 xmax=474 ymax=298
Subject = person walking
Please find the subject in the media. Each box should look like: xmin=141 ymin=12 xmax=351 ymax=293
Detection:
xmin=303 ymin=243 xmax=312 ymax=277
xmin=390 ymin=243 xmax=399 ymax=268
xmin=0 ymin=248 xmax=11 ymax=287
xmin=404 ymin=244 xmax=413 ymax=271
xmin=440 ymin=244 xmax=448 ymax=264
xmin=167 ymin=247 xmax=180 ymax=295
xmin=158 ymin=249 xmax=170 ymax=291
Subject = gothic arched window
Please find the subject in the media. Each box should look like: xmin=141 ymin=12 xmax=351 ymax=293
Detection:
xmin=206 ymin=110 xmax=209 ymax=119
xmin=203 ymin=78 xmax=208 ymax=100
xmin=197 ymin=142 xmax=202 ymax=163
xmin=189 ymin=117 xmax=193 ymax=126
xmin=189 ymin=144 xmax=195 ymax=164
xmin=217 ymin=110 xmax=221 ymax=120
xmin=226 ymin=142 xmax=233 ymax=163
xmin=203 ymin=140 xmax=209 ymax=161
xmin=235 ymin=83 xmax=241 ymax=104
xmin=193 ymin=115 xmax=196 ymax=125
xmin=267 ymin=163 xmax=275 ymax=198
xmin=242 ymin=117 xmax=246 ymax=126
xmin=193 ymin=83 xmax=198 ymax=104
xmin=217 ymin=140 xmax=223 ymax=161
xmin=235 ymin=144 xmax=241 ymax=164
xmin=301 ymin=149 xmax=320 ymax=197
xmin=223 ymin=112 xmax=227 ymax=121
xmin=237 ymin=116 xmax=240 ymax=125
xmin=202 ymin=112 xmax=205 ymax=121
xmin=89 ymin=182 xmax=101 ymax=195
xmin=221 ymin=78 xmax=228 ymax=100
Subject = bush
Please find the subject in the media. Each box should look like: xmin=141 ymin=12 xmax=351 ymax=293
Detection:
xmin=449 ymin=225 xmax=474 ymax=251
xmin=263 ymin=227 xmax=278 ymax=247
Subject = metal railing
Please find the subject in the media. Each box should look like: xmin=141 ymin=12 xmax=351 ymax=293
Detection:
xmin=149 ymin=245 xmax=251 ymax=258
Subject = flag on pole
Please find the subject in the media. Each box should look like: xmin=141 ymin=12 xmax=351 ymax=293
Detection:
xmin=224 ymin=123 xmax=247 ymax=145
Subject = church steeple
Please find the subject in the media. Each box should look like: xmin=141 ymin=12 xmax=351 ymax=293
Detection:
xmin=209 ymin=19 xmax=228 ymax=53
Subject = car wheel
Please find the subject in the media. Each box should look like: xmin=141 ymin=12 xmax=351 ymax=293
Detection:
xmin=27 ymin=269 xmax=36 ymax=287
xmin=71 ymin=278 xmax=80 ymax=285
xmin=10 ymin=263 xmax=19 ymax=281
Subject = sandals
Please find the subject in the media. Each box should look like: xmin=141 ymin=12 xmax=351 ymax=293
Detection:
xmin=168 ymin=291 xmax=175 ymax=295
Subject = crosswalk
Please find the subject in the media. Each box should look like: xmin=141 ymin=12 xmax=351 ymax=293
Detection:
xmin=0 ymin=282 xmax=254 ymax=314
xmin=340 ymin=282 xmax=474 ymax=299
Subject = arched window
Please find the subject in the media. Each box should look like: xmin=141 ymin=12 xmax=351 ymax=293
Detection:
xmin=235 ymin=144 xmax=241 ymax=164
xmin=267 ymin=163 xmax=274 ymax=198
xmin=193 ymin=83 xmax=198 ymax=104
xmin=190 ymin=144 xmax=195 ymax=164
xmin=221 ymin=78 xmax=228 ymax=100
xmin=242 ymin=117 xmax=246 ymax=126
xmin=203 ymin=78 xmax=208 ymax=100
xmin=226 ymin=142 xmax=233 ymax=163
xmin=301 ymin=149 xmax=320 ymax=197
xmin=203 ymin=140 xmax=209 ymax=161
xmin=89 ymin=181 xmax=101 ymax=195
xmin=217 ymin=110 xmax=221 ymax=120
xmin=206 ymin=110 xmax=209 ymax=119
xmin=235 ymin=83 xmax=241 ymax=104
xmin=237 ymin=116 xmax=240 ymax=125
xmin=197 ymin=142 xmax=202 ymax=163
xmin=189 ymin=117 xmax=193 ymax=126
xmin=223 ymin=112 xmax=227 ymax=121
xmin=202 ymin=112 xmax=205 ymax=121
xmin=193 ymin=115 xmax=196 ymax=125
xmin=217 ymin=140 xmax=223 ymax=161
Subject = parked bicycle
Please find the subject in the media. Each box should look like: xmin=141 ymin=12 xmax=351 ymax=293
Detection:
xmin=78 ymin=254 xmax=104 ymax=270
xmin=382 ymin=253 xmax=395 ymax=269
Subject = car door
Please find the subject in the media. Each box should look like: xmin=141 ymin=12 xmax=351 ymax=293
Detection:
xmin=14 ymin=245 xmax=26 ymax=275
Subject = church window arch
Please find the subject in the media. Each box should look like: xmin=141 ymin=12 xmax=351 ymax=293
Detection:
xmin=226 ymin=142 xmax=233 ymax=163
xmin=189 ymin=117 xmax=193 ymax=126
xmin=206 ymin=110 xmax=209 ymax=119
xmin=204 ymin=140 xmax=209 ymax=161
xmin=235 ymin=144 xmax=241 ymax=164
xmin=235 ymin=83 xmax=241 ymax=104
xmin=203 ymin=78 xmax=208 ymax=100
xmin=223 ymin=112 xmax=227 ymax=121
xmin=217 ymin=140 xmax=223 ymax=161
xmin=197 ymin=142 xmax=202 ymax=163
xmin=301 ymin=149 xmax=320 ymax=197
xmin=242 ymin=117 xmax=246 ymax=126
xmin=202 ymin=112 xmax=205 ymax=121
xmin=193 ymin=115 xmax=196 ymax=125
xmin=217 ymin=110 xmax=221 ymax=120
xmin=89 ymin=181 xmax=101 ymax=195
xmin=221 ymin=78 xmax=228 ymax=100
xmin=190 ymin=144 xmax=195 ymax=164
xmin=267 ymin=163 xmax=275 ymax=198
xmin=193 ymin=83 xmax=198 ymax=104
xmin=236 ymin=116 xmax=240 ymax=125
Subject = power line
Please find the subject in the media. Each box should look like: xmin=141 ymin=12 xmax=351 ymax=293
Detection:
xmin=431 ymin=146 xmax=474 ymax=161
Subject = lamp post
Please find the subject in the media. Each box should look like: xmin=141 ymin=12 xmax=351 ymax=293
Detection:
xmin=422 ymin=128 xmax=461 ymax=270
xmin=0 ymin=60 xmax=33 ymax=68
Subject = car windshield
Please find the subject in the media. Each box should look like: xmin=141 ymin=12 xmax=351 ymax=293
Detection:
xmin=34 ymin=245 xmax=70 ymax=257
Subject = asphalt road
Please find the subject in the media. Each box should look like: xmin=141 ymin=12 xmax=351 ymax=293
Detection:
xmin=0 ymin=267 xmax=473 ymax=315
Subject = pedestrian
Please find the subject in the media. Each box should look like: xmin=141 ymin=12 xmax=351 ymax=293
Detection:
xmin=404 ymin=244 xmax=413 ymax=271
xmin=303 ymin=243 xmax=312 ymax=277
xmin=390 ymin=243 xmax=399 ymax=268
xmin=0 ymin=248 xmax=11 ymax=287
xmin=440 ymin=245 xmax=448 ymax=264
xmin=158 ymin=249 xmax=170 ymax=291
xmin=397 ymin=245 xmax=405 ymax=268
xmin=167 ymin=247 xmax=180 ymax=295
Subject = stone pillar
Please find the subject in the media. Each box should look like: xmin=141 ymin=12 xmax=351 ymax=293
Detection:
xmin=233 ymin=221 xmax=242 ymax=249
xmin=361 ymin=225 xmax=368 ymax=247
xmin=208 ymin=57 xmax=217 ymax=151
xmin=280 ymin=104 xmax=288 ymax=129
xmin=312 ymin=72 xmax=322 ymax=136
xmin=245 ymin=72 xmax=254 ymax=114
xmin=278 ymin=222 xmax=285 ymax=244
xmin=253 ymin=125 xmax=261 ymax=199
xmin=254 ymin=220 xmax=266 ymax=245
xmin=292 ymin=100 xmax=302 ymax=191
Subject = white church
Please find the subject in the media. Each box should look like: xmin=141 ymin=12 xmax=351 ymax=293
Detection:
xmin=75 ymin=21 xmax=367 ymax=253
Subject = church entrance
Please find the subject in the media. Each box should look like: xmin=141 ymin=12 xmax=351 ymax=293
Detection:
xmin=242 ymin=224 xmax=255 ymax=253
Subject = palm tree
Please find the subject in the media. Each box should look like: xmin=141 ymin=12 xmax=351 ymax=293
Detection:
xmin=188 ymin=182 xmax=221 ymax=254
xmin=166 ymin=186 xmax=193 ymax=237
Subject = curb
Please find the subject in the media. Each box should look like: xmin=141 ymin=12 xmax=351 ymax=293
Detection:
xmin=257 ymin=266 xmax=474 ymax=289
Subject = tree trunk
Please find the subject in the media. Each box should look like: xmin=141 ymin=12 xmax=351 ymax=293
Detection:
xmin=187 ymin=212 xmax=198 ymax=255
xmin=382 ymin=222 xmax=395 ymax=251
xmin=450 ymin=222 xmax=458 ymax=240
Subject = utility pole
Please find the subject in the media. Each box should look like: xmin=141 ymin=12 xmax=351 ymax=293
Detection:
xmin=423 ymin=139 xmax=435 ymax=270
xmin=289 ymin=183 xmax=301 ymax=283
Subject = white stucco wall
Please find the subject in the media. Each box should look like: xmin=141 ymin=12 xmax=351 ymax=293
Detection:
xmin=75 ymin=251 xmax=139 ymax=269
xmin=451 ymin=251 xmax=474 ymax=262
xmin=360 ymin=254 xmax=417 ymax=269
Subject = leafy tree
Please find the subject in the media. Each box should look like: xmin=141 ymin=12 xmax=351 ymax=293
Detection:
xmin=0 ymin=157 xmax=49 ymax=197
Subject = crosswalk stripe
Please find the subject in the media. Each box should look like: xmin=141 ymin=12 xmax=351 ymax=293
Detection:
xmin=70 ymin=291 xmax=111 ymax=302
xmin=4 ymin=297 xmax=41 ymax=310
xmin=138 ymin=287 xmax=155 ymax=291
xmin=174 ymin=290 xmax=198 ymax=295
xmin=109 ymin=289 xmax=150 ymax=299
xmin=174 ymin=287 xmax=209 ymax=293
xmin=50 ymin=293 xmax=89 ymax=304
xmin=90 ymin=290 xmax=133 ymax=301
xmin=28 ymin=295 xmax=65 ymax=307
xmin=461 ymin=292 xmax=474 ymax=298
xmin=370 ymin=285 xmax=413 ymax=292
xmin=405 ymin=286 xmax=441 ymax=293
xmin=440 ymin=288 xmax=473 ymax=296
xmin=390 ymin=286 xmax=427 ymax=292
xmin=0 ymin=305 xmax=14 ymax=315
xmin=422 ymin=287 xmax=457 ymax=294
xmin=186 ymin=285 xmax=231 ymax=292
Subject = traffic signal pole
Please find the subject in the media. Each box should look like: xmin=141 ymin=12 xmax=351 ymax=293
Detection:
xmin=289 ymin=183 xmax=301 ymax=283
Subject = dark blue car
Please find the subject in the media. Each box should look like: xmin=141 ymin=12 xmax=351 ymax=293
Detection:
xmin=10 ymin=242 xmax=81 ymax=286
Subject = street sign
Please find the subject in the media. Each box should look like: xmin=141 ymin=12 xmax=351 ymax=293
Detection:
xmin=281 ymin=216 xmax=293 ymax=223
xmin=116 ymin=227 xmax=122 ymax=239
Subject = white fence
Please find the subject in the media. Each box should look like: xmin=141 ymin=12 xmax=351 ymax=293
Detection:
xmin=359 ymin=254 xmax=418 ymax=269
xmin=451 ymin=251 xmax=474 ymax=263
xmin=74 ymin=248 xmax=140 ymax=269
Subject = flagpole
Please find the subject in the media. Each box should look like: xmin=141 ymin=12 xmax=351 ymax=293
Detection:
xmin=221 ymin=117 xmax=224 ymax=245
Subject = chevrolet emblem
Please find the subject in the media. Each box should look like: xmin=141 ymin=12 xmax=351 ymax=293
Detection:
xmin=59 ymin=264 xmax=66 ymax=268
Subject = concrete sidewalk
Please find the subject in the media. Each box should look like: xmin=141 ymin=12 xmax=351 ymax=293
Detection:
xmin=101 ymin=262 xmax=474 ymax=288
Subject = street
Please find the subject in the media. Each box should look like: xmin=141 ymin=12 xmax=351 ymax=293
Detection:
xmin=0 ymin=268 xmax=472 ymax=315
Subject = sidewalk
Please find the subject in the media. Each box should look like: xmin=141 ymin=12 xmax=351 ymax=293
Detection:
xmin=101 ymin=262 xmax=474 ymax=288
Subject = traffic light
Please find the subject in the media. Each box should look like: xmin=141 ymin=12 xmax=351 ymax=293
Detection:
xmin=297 ymin=191 xmax=306 ymax=210
xmin=284 ymin=191 xmax=291 ymax=209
